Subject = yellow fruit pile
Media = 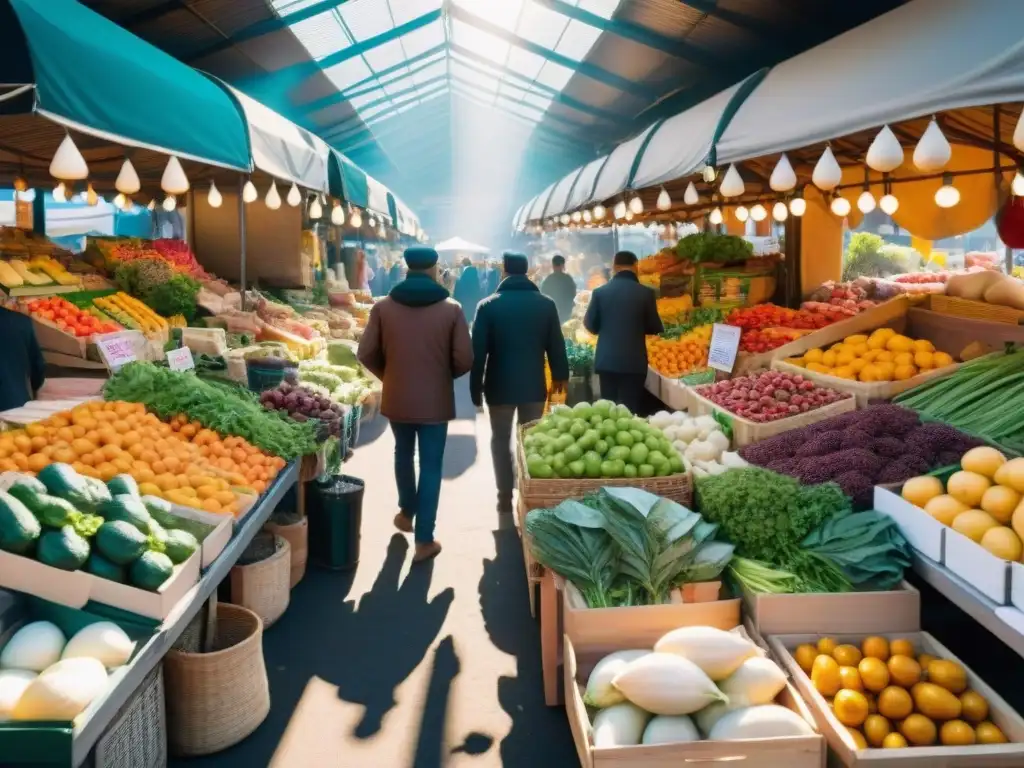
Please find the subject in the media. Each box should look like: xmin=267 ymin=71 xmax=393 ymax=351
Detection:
xmin=788 ymin=328 xmax=955 ymax=382
xmin=94 ymin=292 xmax=168 ymax=336
xmin=646 ymin=324 xmax=712 ymax=377
xmin=904 ymin=447 xmax=1024 ymax=561
xmin=656 ymin=294 xmax=694 ymax=324
xmin=794 ymin=635 xmax=1007 ymax=749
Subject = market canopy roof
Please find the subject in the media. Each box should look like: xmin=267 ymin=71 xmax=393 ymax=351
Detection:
xmin=715 ymin=0 xmax=1024 ymax=166
xmin=390 ymin=193 xmax=421 ymax=237
xmin=1 ymin=0 xmax=249 ymax=172
xmin=435 ymin=236 xmax=490 ymax=254
xmin=225 ymin=84 xmax=329 ymax=192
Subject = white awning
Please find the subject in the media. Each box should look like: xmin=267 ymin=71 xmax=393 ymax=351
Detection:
xmin=392 ymin=194 xmax=419 ymax=236
xmin=227 ymin=85 xmax=329 ymax=192
xmin=563 ymin=155 xmax=608 ymax=214
xmin=586 ymin=123 xmax=659 ymax=208
xmin=543 ymin=165 xmax=587 ymax=219
xmin=365 ymin=173 xmax=392 ymax=219
xmin=435 ymin=236 xmax=489 ymax=254
xmin=527 ymin=182 xmax=557 ymax=221
xmin=716 ymin=0 xmax=1024 ymax=165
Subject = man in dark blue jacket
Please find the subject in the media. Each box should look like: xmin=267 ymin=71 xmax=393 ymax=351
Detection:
xmin=584 ymin=251 xmax=663 ymax=414
xmin=471 ymin=252 xmax=569 ymax=515
xmin=0 ymin=307 xmax=45 ymax=412
xmin=540 ymin=254 xmax=578 ymax=324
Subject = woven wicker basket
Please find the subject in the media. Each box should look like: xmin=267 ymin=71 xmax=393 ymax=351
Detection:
xmin=93 ymin=666 xmax=167 ymax=768
xmin=164 ymin=603 xmax=269 ymax=757
xmin=229 ymin=535 xmax=291 ymax=627
xmin=264 ymin=517 xmax=308 ymax=588
xmin=515 ymin=421 xmax=693 ymax=514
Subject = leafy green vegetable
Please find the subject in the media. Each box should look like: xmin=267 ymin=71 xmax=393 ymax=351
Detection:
xmin=104 ymin=362 xmax=318 ymax=460
xmin=801 ymin=510 xmax=913 ymax=590
xmin=675 ymin=232 xmax=753 ymax=264
xmin=565 ymin=339 xmax=594 ymax=377
xmin=727 ymin=556 xmax=802 ymax=594
xmin=144 ymin=274 xmax=200 ymax=320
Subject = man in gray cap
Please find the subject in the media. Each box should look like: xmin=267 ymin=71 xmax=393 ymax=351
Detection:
xmin=358 ymin=246 xmax=474 ymax=562
xmin=471 ymin=251 xmax=569 ymax=516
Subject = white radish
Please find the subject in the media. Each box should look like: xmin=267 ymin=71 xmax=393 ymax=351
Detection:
xmin=612 ymin=653 xmax=726 ymax=715
xmin=709 ymin=704 xmax=814 ymax=740
xmin=718 ymin=657 xmax=787 ymax=707
xmin=642 ymin=715 xmax=700 ymax=745
xmin=583 ymin=650 xmax=649 ymax=708
xmin=592 ymin=702 xmax=650 ymax=747
xmin=654 ymin=626 xmax=758 ymax=681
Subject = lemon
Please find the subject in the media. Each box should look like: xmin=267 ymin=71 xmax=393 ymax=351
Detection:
xmin=863 ymin=714 xmax=891 ymax=747
xmin=846 ymin=727 xmax=868 ymax=750
xmin=889 ymin=638 xmax=915 ymax=658
xmin=882 ymin=732 xmax=908 ymax=748
xmin=861 ymin=636 xmax=890 ymax=661
xmin=887 ymin=655 xmax=921 ymax=687
xmin=877 ymin=686 xmax=913 ymax=720
xmin=900 ymin=713 xmax=937 ymax=746
xmin=976 ymin=721 xmax=1009 ymax=744
xmin=858 ymin=657 xmax=890 ymax=693
xmin=833 ymin=644 xmax=863 ymax=667
xmin=834 ymin=689 xmax=870 ymax=727
xmin=912 ymin=682 xmax=963 ymax=720
xmin=959 ymin=690 xmax=989 ymax=723
xmin=817 ymin=637 xmax=838 ymax=656
xmin=793 ymin=643 xmax=817 ymax=673
xmin=926 ymin=659 xmax=968 ymax=694
xmin=940 ymin=719 xmax=976 ymax=746
xmin=839 ymin=666 xmax=863 ymax=691
xmin=812 ymin=655 xmax=842 ymax=697
xmin=804 ymin=348 xmax=824 ymax=363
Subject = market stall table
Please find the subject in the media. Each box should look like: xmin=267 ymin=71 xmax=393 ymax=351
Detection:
xmin=69 ymin=460 xmax=298 ymax=766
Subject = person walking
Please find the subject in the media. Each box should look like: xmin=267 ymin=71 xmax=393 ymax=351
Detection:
xmin=470 ymin=252 xmax=569 ymax=515
xmin=453 ymin=257 xmax=482 ymax=323
xmin=483 ymin=260 xmax=501 ymax=296
xmin=583 ymin=250 xmax=663 ymax=414
xmin=540 ymin=254 xmax=578 ymax=324
xmin=0 ymin=306 xmax=45 ymax=411
xmin=358 ymin=246 xmax=473 ymax=561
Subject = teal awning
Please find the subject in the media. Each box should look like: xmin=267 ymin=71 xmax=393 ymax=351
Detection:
xmin=6 ymin=0 xmax=250 ymax=171
xmin=329 ymin=148 xmax=370 ymax=208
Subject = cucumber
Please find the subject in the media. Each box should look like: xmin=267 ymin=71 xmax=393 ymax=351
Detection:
xmin=37 ymin=526 xmax=89 ymax=571
xmin=0 ymin=491 xmax=41 ymax=555
xmin=164 ymin=529 xmax=199 ymax=564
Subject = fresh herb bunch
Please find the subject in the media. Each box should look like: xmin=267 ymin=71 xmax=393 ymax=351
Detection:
xmin=565 ymin=339 xmax=595 ymax=377
xmin=675 ymin=232 xmax=753 ymax=264
xmin=660 ymin=307 xmax=724 ymax=338
xmin=144 ymin=274 xmax=201 ymax=320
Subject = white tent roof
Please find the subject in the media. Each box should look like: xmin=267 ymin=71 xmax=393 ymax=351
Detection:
xmin=527 ymin=182 xmax=557 ymax=221
xmin=227 ymin=85 xmax=329 ymax=192
xmin=435 ymin=236 xmax=490 ymax=254
xmin=364 ymin=172 xmax=392 ymax=219
xmin=563 ymin=155 xmax=609 ymax=215
xmin=716 ymin=0 xmax=1024 ymax=165
xmin=543 ymin=166 xmax=588 ymax=220
xmin=585 ymin=123 xmax=660 ymax=210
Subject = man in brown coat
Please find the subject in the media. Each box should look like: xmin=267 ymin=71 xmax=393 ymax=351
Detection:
xmin=358 ymin=246 xmax=473 ymax=561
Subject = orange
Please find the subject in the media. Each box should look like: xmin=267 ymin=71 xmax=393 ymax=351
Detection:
xmin=29 ymin=435 xmax=48 ymax=452
xmin=163 ymin=456 xmax=181 ymax=474
xmin=201 ymin=498 xmax=223 ymax=513
xmin=155 ymin=473 xmax=179 ymax=491
xmin=95 ymin=462 xmax=118 ymax=481
xmin=26 ymin=453 xmax=49 ymax=472
xmin=196 ymin=485 xmax=218 ymax=500
xmin=890 ymin=639 xmax=915 ymax=657
xmin=102 ymin=444 xmax=122 ymax=462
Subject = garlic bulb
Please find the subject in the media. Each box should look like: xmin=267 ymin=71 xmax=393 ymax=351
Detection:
xmin=866 ymin=125 xmax=904 ymax=173
xmin=769 ymin=154 xmax=797 ymax=192
xmin=719 ymin=164 xmax=745 ymax=197
xmin=913 ymin=119 xmax=951 ymax=173
xmin=811 ymin=147 xmax=842 ymax=191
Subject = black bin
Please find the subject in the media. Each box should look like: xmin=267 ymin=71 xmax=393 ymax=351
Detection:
xmin=307 ymin=474 xmax=365 ymax=570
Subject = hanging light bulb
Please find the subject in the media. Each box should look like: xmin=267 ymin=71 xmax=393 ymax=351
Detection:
xmin=12 ymin=176 xmax=27 ymax=193
xmin=719 ymin=164 xmax=745 ymax=197
xmin=582 ymin=209 xmax=592 ymax=223
xmin=50 ymin=134 xmax=88 ymax=180
xmin=624 ymin=210 xmax=634 ymax=222
xmin=879 ymin=192 xmax=900 ymax=215
xmin=309 ymin=197 xmax=322 ymax=219
xmin=628 ymin=194 xmax=643 ymax=215
xmin=772 ymin=202 xmax=788 ymax=222
xmin=866 ymin=125 xmax=905 ymax=173
xmin=113 ymin=193 xmax=126 ymax=209
xmin=115 ymin=159 xmax=141 ymax=195
xmin=207 ymin=181 xmax=222 ymax=208
xmin=593 ymin=204 xmax=605 ymax=220
xmin=265 ymin=181 xmax=282 ymax=210
xmin=368 ymin=215 xmax=377 ymax=228
xmin=85 ymin=183 xmax=98 ymax=207
xmin=708 ymin=207 xmax=724 ymax=226
xmin=914 ymin=119 xmax=952 ymax=173
xmin=351 ymin=208 xmax=363 ymax=228
xmin=286 ymin=183 xmax=302 ymax=207
xmin=683 ymin=182 xmax=699 ymax=206
xmin=1013 ymin=171 xmax=1024 ymax=197
xmin=52 ymin=182 xmax=67 ymax=203
xmin=734 ymin=205 xmax=749 ymax=223
xmin=789 ymin=191 xmax=807 ymax=217
xmin=377 ymin=224 xmax=386 ymax=238
xmin=242 ymin=180 xmax=258 ymax=203
xmin=934 ymin=174 xmax=960 ymax=208
xmin=702 ymin=165 xmax=717 ymax=183
xmin=331 ymin=202 xmax=345 ymax=225
xmin=656 ymin=188 xmax=672 ymax=211
xmin=571 ymin=210 xmax=582 ymax=223
xmin=857 ymin=189 xmax=877 ymax=214
xmin=830 ymin=195 xmax=851 ymax=217
xmin=147 ymin=199 xmax=156 ymax=211
xmin=560 ymin=213 xmax=570 ymax=225
xmin=162 ymin=194 xmax=177 ymax=212
xmin=160 ymin=156 xmax=189 ymax=195
xmin=750 ymin=203 xmax=767 ymax=222
xmin=613 ymin=200 xmax=627 ymax=220
xmin=769 ymin=154 xmax=797 ymax=192
xmin=812 ymin=146 xmax=842 ymax=191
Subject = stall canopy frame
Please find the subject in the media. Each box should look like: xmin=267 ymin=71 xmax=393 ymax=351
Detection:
xmin=328 ymin=148 xmax=398 ymax=221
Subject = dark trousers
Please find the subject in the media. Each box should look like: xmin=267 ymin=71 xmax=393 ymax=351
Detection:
xmin=598 ymin=372 xmax=646 ymax=415
xmin=391 ymin=422 xmax=448 ymax=544
xmin=488 ymin=402 xmax=545 ymax=506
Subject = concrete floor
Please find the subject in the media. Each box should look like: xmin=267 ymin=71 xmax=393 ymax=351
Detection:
xmin=172 ymin=379 xmax=578 ymax=768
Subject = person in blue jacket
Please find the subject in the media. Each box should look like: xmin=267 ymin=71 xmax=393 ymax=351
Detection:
xmin=453 ymin=258 xmax=482 ymax=323
xmin=583 ymin=250 xmax=663 ymax=414
xmin=0 ymin=307 xmax=45 ymax=412
xmin=471 ymin=252 xmax=569 ymax=515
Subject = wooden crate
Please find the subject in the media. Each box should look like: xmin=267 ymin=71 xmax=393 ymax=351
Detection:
xmin=769 ymin=631 xmax=1024 ymax=767
xmin=565 ymin=633 xmax=825 ymax=768
xmin=688 ymin=388 xmax=856 ymax=448
xmin=929 ymin=294 xmax=1024 ymax=325
xmin=771 ymin=359 xmax=960 ymax=408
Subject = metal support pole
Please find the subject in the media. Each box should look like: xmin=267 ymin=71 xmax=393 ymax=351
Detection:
xmin=238 ymin=176 xmax=247 ymax=311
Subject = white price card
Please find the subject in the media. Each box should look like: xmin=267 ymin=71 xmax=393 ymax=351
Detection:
xmin=95 ymin=335 xmax=137 ymax=371
xmin=166 ymin=346 xmax=195 ymax=372
xmin=707 ymin=323 xmax=742 ymax=372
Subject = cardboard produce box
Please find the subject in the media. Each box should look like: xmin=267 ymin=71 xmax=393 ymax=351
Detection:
xmin=152 ymin=502 xmax=232 ymax=569
xmin=874 ymin=486 xmax=946 ymax=563
xmin=741 ymin=582 xmax=920 ymax=636
xmin=564 ymin=631 xmax=826 ymax=768
xmin=769 ymin=631 xmax=1024 ymax=767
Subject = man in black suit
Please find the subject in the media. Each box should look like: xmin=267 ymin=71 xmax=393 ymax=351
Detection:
xmin=583 ymin=250 xmax=663 ymax=414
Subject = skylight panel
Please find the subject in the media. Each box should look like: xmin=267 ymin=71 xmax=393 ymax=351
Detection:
xmin=453 ymin=0 xmax=524 ymax=32
xmin=339 ymin=0 xmax=394 ymax=41
xmin=411 ymin=58 xmax=448 ymax=86
xmin=534 ymin=60 xmax=574 ymax=91
xmin=388 ymin=0 xmax=442 ymax=26
xmin=363 ymin=38 xmax=406 ymax=71
xmin=324 ymin=56 xmax=374 ymax=91
xmin=505 ymin=46 xmax=546 ymax=81
xmin=576 ymin=0 xmax=622 ymax=20
xmin=555 ymin=19 xmax=602 ymax=61
xmin=452 ymin=60 xmax=500 ymax=94
xmin=347 ymin=92 xmax=380 ymax=110
xmin=517 ymin=2 xmax=569 ymax=51
xmin=399 ymin=20 xmax=446 ymax=58
xmin=271 ymin=0 xmax=325 ymax=14
xmin=452 ymin=18 xmax=510 ymax=66
xmin=521 ymin=91 xmax=554 ymax=110
xmin=286 ymin=13 xmax=349 ymax=61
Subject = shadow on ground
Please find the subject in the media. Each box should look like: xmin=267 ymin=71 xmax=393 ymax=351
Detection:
xmin=479 ymin=530 xmax=578 ymax=765
xmin=173 ymin=535 xmax=453 ymax=766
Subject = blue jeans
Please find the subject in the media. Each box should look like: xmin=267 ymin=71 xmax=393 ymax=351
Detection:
xmin=391 ymin=422 xmax=448 ymax=544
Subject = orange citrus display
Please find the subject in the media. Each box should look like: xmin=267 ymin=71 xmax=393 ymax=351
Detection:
xmin=0 ymin=400 xmax=286 ymax=516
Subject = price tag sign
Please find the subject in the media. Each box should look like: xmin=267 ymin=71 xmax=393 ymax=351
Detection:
xmin=95 ymin=335 xmax=137 ymax=371
xmin=707 ymin=323 xmax=742 ymax=373
xmin=166 ymin=346 xmax=195 ymax=372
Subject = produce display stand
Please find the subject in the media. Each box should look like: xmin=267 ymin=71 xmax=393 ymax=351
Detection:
xmin=66 ymin=460 xmax=298 ymax=767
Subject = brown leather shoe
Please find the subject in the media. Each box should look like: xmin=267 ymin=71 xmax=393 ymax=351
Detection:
xmin=393 ymin=512 xmax=413 ymax=534
xmin=413 ymin=541 xmax=442 ymax=562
